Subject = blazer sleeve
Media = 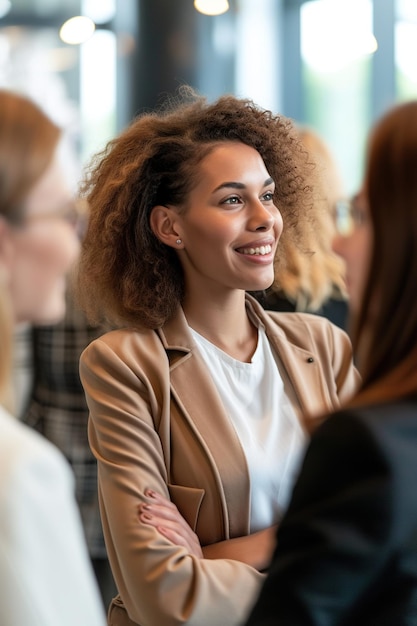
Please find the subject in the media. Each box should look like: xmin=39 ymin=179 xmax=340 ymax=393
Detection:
xmin=245 ymin=410 xmax=395 ymax=626
xmin=80 ymin=336 xmax=264 ymax=626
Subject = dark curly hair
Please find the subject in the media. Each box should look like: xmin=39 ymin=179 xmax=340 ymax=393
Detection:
xmin=77 ymin=88 xmax=316 ymax=329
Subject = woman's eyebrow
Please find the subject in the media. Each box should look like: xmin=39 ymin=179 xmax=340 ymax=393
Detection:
xmin=213 ymin=181 xmax=245 ymax=192
xmin=213 ymin=177 xmax=274 ymax=193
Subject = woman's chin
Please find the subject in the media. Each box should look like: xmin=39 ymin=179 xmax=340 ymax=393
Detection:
xmin=28 ymin=294 xmax=67 ymax=326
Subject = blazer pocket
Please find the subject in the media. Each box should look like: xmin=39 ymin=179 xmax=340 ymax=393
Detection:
xmin=168 ymin=483 xmax=205 ymax=532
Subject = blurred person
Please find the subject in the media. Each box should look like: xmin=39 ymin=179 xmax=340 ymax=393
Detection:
xmin=257 ymin=126 xmax=348 ymax=330
xmin=244 ymin=100 xmax=417 ymax=625
xmin=332 ymin=191 xmax=370 ymax=322
xmin=77 ymin=88 xmax=359 ymax=626
xmin=22 ymin=286 xmax=117 ymax=608
xmin=0 ymin=88 xmax=106 ymax=626
xmin=19 ymin=197 xmax=116 ymax=608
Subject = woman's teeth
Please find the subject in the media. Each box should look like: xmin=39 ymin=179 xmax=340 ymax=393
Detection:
xmin=239 ymin=244 xmax=272 ymax=256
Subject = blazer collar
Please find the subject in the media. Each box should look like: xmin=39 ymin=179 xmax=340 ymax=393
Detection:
xmin=158 ymin=293 xmax=326 ymax=419
xmin=157 ymin=293 xmax=271 ymax=354
xmin=157 ymin=301 xmax=253 ymax=536
xmin=155 ymin=294 xmax=329 ymax=534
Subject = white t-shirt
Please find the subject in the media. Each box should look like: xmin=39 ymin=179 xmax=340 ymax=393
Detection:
xmin=0 ymin=405 xmax=106 ymax=626
xmin=189 ymin=327 xmax=307 ymax=532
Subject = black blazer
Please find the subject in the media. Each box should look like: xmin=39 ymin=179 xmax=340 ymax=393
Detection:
xmin=245 ymin=400 xmax=417 ymax=625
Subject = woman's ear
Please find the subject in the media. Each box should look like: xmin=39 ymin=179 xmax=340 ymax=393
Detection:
xmin=150 ymin=205 xmax=183 ymax=249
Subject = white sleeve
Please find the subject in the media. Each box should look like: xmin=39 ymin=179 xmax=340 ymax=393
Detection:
xmin=0 ymin=416 xmax=106 ymax=626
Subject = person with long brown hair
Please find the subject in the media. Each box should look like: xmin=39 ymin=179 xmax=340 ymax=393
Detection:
xmin=244 ymin=100 xmax=417 ymax=625
xmin=0 ymin=89 xmax=105 ymax=626
xmin=77 ymin=88 xmax=359 ymax=626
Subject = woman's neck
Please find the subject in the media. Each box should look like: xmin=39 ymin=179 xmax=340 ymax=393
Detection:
xmin=182 ymin=290 xmax=258 ymax=363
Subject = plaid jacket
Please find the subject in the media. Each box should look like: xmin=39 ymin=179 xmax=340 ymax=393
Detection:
xmin=21 ymin=292 xmax=108 ymax=558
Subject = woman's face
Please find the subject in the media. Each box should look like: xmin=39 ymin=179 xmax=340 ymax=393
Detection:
xmin=332 ymin=191 xmax=372 ymax=315
xmin=170 ymin=141 xmax=283 ymax=296
xmin=2 ymin=151 xmax=80 ymax=325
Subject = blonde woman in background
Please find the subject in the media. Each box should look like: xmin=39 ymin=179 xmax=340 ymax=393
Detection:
xmin=0 ymin=89 xmax=105 ymax=626
xmin=257 ymin=126 xmax=348 ymax=330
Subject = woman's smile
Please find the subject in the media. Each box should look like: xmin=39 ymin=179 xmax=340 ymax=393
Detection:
xmin=171 ymin=141 xmax=283 ymax=293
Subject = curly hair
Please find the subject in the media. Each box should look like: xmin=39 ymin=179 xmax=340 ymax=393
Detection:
xmin=77 ymin=88 xmax=317 ymax=329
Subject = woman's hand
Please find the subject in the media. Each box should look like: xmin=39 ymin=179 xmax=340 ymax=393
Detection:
xmin=138 ymin=490 xmax=203 ymax=558
xmin=202 ymin=526 xmax=278 ymax=571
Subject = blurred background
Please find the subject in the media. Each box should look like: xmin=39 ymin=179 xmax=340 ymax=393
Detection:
xmin=1 ymin=0 xmax=415 ymax=195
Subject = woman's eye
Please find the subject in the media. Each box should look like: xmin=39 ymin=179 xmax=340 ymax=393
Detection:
xmin=262 ymin=192 xmax=274 ymax=202
xmin=223 ymin=195 xmax=241 ymax=205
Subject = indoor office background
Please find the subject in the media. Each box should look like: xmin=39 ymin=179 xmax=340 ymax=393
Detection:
xmin=0 ymin=0 xmax=415 ymax=195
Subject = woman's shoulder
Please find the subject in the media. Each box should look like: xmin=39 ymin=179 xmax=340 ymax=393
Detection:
xmin=247 ymin=293 xmax=353 ymax=359
xmin=264 ymin=308 xmax=351 ymax=349
xmin=335 ymin=399 xmax=417 ymax=445
xmin=315 ymin=400 xmax=417 ymax=464
xmin=82 ymin=326 xmax=161 ymax=357
xmin=80 ymin=326 xmax=178 ymax=381
xmin=0 ymin=406 xmax=72 ymax=489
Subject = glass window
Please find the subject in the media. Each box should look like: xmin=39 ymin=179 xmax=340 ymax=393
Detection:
xmin=235 ymin=0 xmax=282 ymax=113
xmin=0 ymin=0 xmax=117 ymax=174
xmin=79 ymin=28 xmax=116 ymax=165
xmin=396 ymin=0 xmax=417 ymax=100
xmin=300 ymin=0 xmax=376 ymax=193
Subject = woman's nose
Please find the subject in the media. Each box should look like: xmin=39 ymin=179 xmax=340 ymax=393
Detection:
xmin=249 ymin=200 xmax=275 ymax=231
xmin=332 ymin=232 xmax=347 ymax=260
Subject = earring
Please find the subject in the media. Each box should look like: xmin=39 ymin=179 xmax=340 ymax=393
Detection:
xmin=176 ymin=238 xmax=182 ymax=245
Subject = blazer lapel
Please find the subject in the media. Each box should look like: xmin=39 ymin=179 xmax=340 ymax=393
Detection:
xmin=159 ymin=309 xmax=251 ymax=537
xmin=269 ymin=334 xmax=332 ymax=425
xmin=247 ymin=295 xmax=335 ymax=430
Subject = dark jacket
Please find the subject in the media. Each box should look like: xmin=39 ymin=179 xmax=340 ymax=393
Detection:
xmin=245 ymin=400 xmax=417 ymax=625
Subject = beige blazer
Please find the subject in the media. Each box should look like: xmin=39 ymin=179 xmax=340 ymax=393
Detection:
xmin=81 ymin=295 xmax=360 ymax=626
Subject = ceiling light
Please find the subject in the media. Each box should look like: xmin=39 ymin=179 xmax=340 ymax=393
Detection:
xmin=0 ymin=0 xmax=11 ymax=20
xmin=59 ymin=16 xmax=96 ymax=45
xmin=194 ymin=0 xmax=229 ymax=16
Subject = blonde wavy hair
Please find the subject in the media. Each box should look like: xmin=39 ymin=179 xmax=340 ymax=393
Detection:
xmin=271 ymin=126 xmax=347 ymax=311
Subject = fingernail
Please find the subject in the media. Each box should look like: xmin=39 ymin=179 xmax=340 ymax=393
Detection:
xmin=141 ymin=513 xmax=153 ymax=521
xmin=146 ymin=489 xmax=157 ymax=498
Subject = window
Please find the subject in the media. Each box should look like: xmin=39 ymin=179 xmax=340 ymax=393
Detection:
xmin=300 ymin=0 xmax=375 ymax=193
xmin=396 ymin=0 xmax=417 ymax=100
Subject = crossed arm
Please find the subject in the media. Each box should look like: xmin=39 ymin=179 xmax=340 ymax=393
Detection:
xmin=138 ymin=489 xmax=278 ymax=571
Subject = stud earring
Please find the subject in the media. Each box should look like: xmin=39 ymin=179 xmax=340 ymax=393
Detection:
xmin=176 ymin=238 xmax=182 ymax=245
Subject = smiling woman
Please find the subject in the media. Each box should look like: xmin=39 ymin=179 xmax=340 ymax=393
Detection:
xmin=76 ymin=87 xmax=360 ymax=626
xmin=149 ymin=141 xmax=283 ymax=333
